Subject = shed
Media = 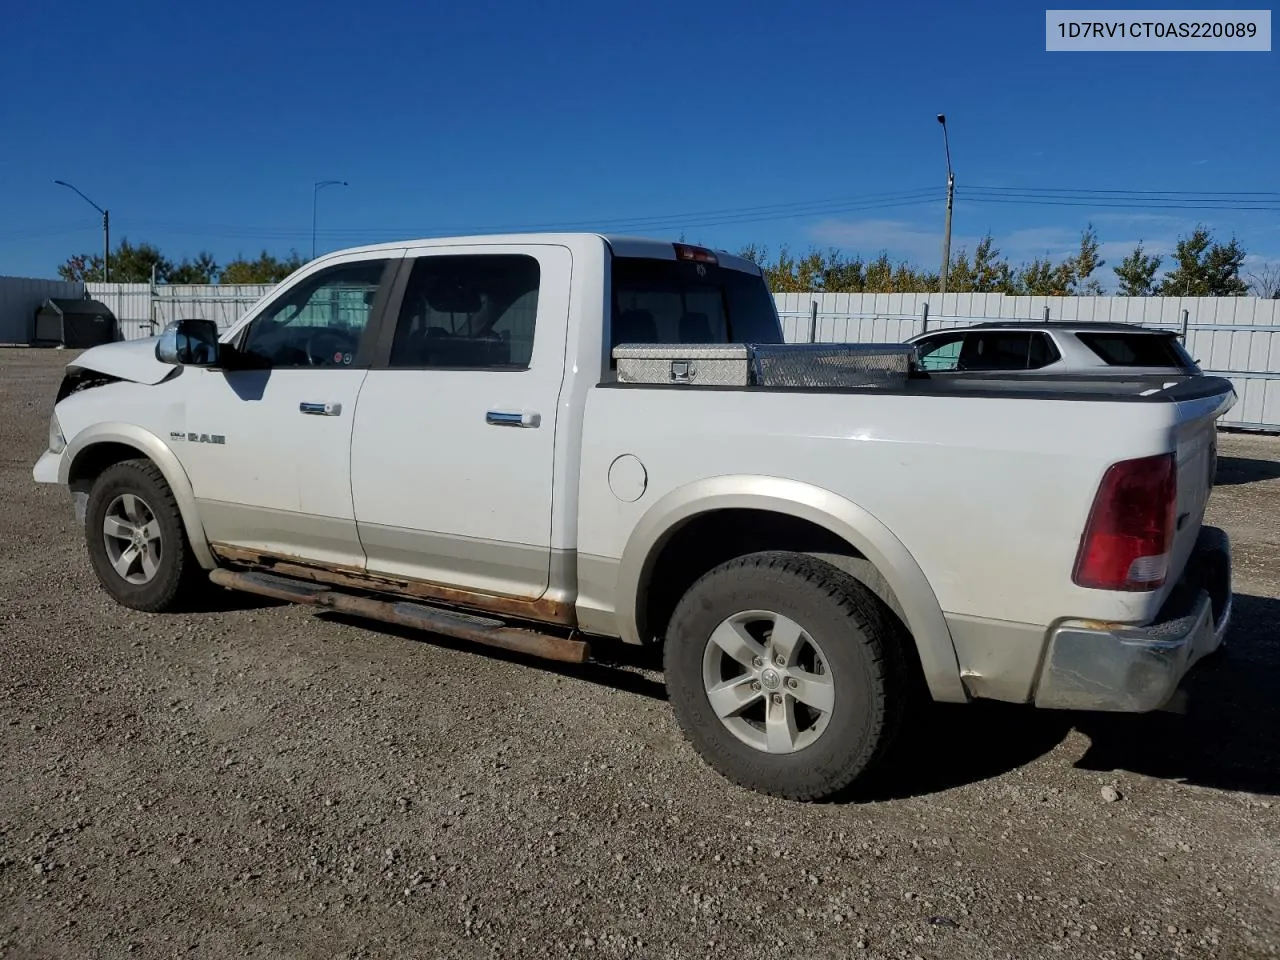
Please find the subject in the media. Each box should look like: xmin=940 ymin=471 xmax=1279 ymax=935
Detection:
xmin=32 ymin=298 xmax=120 ymax=348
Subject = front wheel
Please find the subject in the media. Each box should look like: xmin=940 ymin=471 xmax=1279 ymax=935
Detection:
xmin=84 ymin=459 xmax=205 ymax=613
xmin=664 ymin=551 xmax=908 ymax=801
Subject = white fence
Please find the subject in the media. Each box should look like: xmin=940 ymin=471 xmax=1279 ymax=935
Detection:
xmin=14 ymin=278 xmax=1280 ymax=432
xmin=85 ymin=282 xmax=272 ymax=341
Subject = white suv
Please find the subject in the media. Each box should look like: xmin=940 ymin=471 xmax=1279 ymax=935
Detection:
xmin=908 ymin=321 xmax=1202 ymax=377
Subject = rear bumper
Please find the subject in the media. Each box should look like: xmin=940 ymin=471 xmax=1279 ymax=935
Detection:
xmin=1033 ymin=526 xmax=1232 ymax=712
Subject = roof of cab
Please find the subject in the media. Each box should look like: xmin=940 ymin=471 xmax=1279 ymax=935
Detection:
xmin=306 ymin=233 xmax=762 ymax=274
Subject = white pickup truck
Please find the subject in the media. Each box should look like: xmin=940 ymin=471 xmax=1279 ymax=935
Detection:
xmin=33 ymin=233 xmax=1236 ymax=801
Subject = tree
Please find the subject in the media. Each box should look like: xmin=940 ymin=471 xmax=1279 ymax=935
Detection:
xmin=57 ymin=254 xmax=105 ymax=283
xmin=819 ymin=249 xmax=865 ymax=292
xmin=1113 ymin=242 xmax=1163 ymax=296
xmin=58 ymin=238 xmax=170 ymax=283
xmin=1246 ymin=262 xmax=1280 ymax=299
xmin=101 ymin=238 xmax=168 ymax=283
xmin=57 ymin=239 xmax=218 ymax=283
xmin=970 ymin=234 xmax=1018 ymax=293
xmin=1018 ymin=257 xmax=1068 ymax=296
xmin=1072 ymin=224 xmax=1105 ymax=295
xmin=168 ymin=252 xmax=220 ymax=284
xmin=946 ymin=249 xmax=976 ymax=292
xmin=1155 ymin=226 xmax=1249 ymax=297
xmin=219 ymin=250 xmax=305 ymax=284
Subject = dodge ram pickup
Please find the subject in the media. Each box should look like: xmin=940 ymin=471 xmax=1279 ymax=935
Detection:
xmin=33 ymin=233 xmax=1236 ymax=801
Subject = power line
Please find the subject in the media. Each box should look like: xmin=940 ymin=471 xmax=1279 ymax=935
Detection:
xmin=20 ymin=181 xmax=1279 ymax=255
xmin=956 ymin=192 xmax=1280 ymax=211
xmin=126 ymin=188 xmax=945 ymax=241
xmin=0 ymin=220 xmax=100 ymax=242
xmin=964 ymin=184 xmax=1279 ymax=197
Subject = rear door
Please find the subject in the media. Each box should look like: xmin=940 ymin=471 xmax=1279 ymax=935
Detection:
xmin=348 ymin=243 xmax=572 ymax=599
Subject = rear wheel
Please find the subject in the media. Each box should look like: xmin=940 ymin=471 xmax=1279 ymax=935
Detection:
xmin=664 ymin=551 xmax=907 ymax=800
xmin=84 ymin=459 xmax=205 ymax=612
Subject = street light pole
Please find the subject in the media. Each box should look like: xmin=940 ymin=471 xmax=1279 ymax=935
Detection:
xmin=936 ymin=114 xmax=955 ymax=297
xmin=312 ymin=180 xmax=348 ymax=260
xmin=54 ymin=180 xmax=110 ymax=283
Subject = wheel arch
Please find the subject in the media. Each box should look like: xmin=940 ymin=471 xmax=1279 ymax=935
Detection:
xmin=617 ymin=475 xmax=967 ymax=704
xmin=60 ymin=423 xmax=216 ymax=570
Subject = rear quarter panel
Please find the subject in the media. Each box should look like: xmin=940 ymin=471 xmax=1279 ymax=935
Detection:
xmin=577 ymin=385 xmax=1187 ymax=634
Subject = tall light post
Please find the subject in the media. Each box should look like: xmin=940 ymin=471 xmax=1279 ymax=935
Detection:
xmin=54 ymin=180 xmax=110 ymax=282
xmin=936 ymin=114 xmax=955 ymax=297
xmin=312 ymin=180 xmax=347 ymax=260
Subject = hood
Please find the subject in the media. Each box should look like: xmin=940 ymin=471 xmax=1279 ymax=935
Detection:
xmin=66 ymin=336 xmax=178 ymax=386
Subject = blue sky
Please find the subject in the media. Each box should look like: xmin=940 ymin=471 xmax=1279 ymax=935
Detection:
xmin=0 ymin=0 xmax=1276 ymax=288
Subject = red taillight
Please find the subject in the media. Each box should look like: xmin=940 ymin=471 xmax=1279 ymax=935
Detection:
xmin=1073 ymin=453 xmax=1177 ymax=591
xmin=673 ymin=242 xmax=718 ymax=264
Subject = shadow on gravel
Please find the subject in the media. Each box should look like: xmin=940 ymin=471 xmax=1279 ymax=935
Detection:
xmin=316 ymin=612 xmax=669 ymax=702
xmin=849 ymin=703 xmax=1073 ymax=803
xmin=1214 ymin=456 xmax=1280 ymax=486
xmin=301 ymin=593 xmax=1278 ymax=801
xmin=845 ymin=592 xmax=1280 ymax=803
xmin=1071 ymin=593 xmax=1280 ymax=797
xmin=198 ymin=589 xmax=288 ymax=613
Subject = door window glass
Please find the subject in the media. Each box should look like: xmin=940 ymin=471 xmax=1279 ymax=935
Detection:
xmin=388 ymin=254 xmax=540 ymax=369
xmin=915 ymin=334 xmax=965 ymax=371
xmin=240 ymin=259 xmax=389 ymax=368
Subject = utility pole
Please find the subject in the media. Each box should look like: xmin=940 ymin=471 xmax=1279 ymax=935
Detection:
xmin=54 ymin=180 xmax=110 ymax=282
xmin=312 ymin=180 xmax=348 ymax=260
xmin=936 ymin=114 xmax=954 ymax=297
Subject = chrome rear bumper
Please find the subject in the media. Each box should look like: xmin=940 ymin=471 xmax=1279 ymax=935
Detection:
xmin=1034 ymin=526 xmax=1232 ymax=712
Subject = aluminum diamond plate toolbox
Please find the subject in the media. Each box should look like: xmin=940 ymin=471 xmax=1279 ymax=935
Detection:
xmin=613 ymin=344 xmax=751 ymax=386
xmin=751 ymin=343 xmax=917 ymax=389
xmin=612 ymin=342 xmax=918 ymax=388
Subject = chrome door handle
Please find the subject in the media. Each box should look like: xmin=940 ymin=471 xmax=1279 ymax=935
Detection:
xmin=300 ymin=401 xmax=342 ymax=416
xmin=486 ymin=410 xmax=541 ymax=428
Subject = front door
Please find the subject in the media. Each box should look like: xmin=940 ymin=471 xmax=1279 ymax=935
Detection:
xmin=172 ymin=252 xmax=402 ymax=568
xmin=349 ymin=244 xmax=570 ymax=599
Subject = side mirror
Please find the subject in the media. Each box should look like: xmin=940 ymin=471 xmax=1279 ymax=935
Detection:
xmin=156 ymin=318 xmax=221 ymax=367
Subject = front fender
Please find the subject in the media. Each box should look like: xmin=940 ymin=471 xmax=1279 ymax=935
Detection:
xmin=616 ymin=475 xmax=967 ymax=704
xmin=60 ymin=422 xmax=216 ymax=570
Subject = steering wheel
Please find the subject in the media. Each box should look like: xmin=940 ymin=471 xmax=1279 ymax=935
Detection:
xmin=305 ymin=328 xmax=360 ymax=367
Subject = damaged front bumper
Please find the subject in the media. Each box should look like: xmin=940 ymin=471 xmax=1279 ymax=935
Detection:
xmin=33 ymin=448 xmax=89 ymax=525
xmin=33 ymin=448 xmax=62 ymax=485
xmin=1034 ymin=526 xmax=1232 ymax=712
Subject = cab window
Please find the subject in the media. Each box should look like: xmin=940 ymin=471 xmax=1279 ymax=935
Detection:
xmin=239 ymin=259 xmax=390 ymax=368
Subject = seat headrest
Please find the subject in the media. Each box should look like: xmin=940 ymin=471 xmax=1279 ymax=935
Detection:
xmin=614 ymin=309 xmax=657 ymax=343
xmin=678 ymin=311 xmax=712 ymax=342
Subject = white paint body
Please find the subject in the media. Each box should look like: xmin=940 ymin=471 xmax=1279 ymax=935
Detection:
xmin=35 ymin=232 xmax=1236 ymax=707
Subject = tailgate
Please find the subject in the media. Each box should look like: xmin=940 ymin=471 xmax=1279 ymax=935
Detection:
xmin=1164 ymin=379 xmax=1235 ymax=594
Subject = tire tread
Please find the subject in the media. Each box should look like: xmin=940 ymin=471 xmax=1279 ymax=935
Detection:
xmin=664 ymin=550 xmax=909 ymax=801
xmin=84 ymin=458 xmax=205 ymax=613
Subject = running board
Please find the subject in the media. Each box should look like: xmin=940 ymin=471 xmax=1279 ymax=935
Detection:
xmin=209 ymin=568 xmax=591 ymax=664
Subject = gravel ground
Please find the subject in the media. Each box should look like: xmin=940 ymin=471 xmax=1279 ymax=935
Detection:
xmin=2 ymin=347 xmax=1277 ymax=960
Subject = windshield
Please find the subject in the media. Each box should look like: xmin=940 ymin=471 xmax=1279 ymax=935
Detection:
xmin=609 ymin=256 xmax=782 ymax=351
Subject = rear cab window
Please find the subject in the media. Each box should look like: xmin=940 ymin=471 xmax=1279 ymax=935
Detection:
xmin=609 ymin=247 xmax=782 ymax=358
xmin=1075 ymin=331 xmax=1196 ymax=369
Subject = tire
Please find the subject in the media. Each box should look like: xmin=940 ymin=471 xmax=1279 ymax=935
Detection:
xmin=84 ymin=459 xmax=205 ymax=613
xmin=663 ymin=551 xmax=908 ymax=801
